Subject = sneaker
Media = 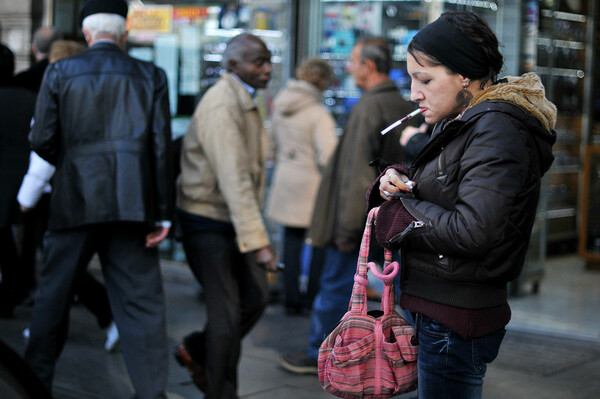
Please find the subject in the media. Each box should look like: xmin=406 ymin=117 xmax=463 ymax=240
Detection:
xmin=104 ymin=321 xmax=120 ymax=352
xmin=278 ymin=351 xmax=318 ymax=375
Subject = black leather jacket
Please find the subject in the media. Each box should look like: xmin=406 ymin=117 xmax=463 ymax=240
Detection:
xmin=30 ymin=42 xmax=173 ymax=230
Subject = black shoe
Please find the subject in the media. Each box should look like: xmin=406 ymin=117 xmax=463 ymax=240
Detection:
xmin=173 ymin=343 xmax=207 ymax=392
xmin=278 ymin=351 xmax=318 ymax=375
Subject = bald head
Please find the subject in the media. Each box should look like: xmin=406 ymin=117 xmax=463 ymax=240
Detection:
xmin=221 ymin=33 xmax=272 ymax=89
xmin=221 ymin=33 xmax=266 ymax=71
xmin=32 ymin=27 xmax=63 ymax=60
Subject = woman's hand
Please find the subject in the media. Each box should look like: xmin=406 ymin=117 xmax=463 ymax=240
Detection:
xmin=379 ymin=168 xmax=415 ymax=201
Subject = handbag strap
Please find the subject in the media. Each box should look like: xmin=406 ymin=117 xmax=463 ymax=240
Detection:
xmin=349 ymin=207 xmax=399 ymax=316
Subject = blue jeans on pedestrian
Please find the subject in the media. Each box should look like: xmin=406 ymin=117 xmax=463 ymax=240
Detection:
xmin=306 ymin=246 xmax=359 ymax=359
xmin=416 ymin=314 xmax=506 ymax=399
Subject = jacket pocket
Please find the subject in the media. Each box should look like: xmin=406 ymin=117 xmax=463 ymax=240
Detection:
xmin=382 ymin=325 xmax=418 ymax=391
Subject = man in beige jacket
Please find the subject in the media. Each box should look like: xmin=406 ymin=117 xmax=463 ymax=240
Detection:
xmin=174 ymin=33 xmax=278 ymax=398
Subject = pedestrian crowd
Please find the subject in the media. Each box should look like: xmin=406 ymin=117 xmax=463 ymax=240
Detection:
xmin=0 ymin=2 xmax=556 ymax=399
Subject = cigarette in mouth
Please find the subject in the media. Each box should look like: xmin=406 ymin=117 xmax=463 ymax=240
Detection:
xmin=380 ymin=108 xmax=422 ymax=135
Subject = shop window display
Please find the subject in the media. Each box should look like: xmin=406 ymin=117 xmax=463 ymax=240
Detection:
xmin=523 ymin=0 xmax=590 ymax=252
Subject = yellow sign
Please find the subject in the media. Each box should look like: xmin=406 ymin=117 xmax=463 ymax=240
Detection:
xmin=173 ymin=7 xmax=209 ymax=20
xmin=127 ymin=6 xmax=173 ymax=34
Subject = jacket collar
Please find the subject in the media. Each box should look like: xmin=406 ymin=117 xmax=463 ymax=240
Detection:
xmin=412 ymin=74 xmax=557 ymax=170
xmin=222 ymin=72 xmax=257 ymax=112
xmin=465 ymin=72 xmax=557 ymax=131
xmin=362 ymin=80 xmax=398 ymax=98
xmin=89 ymin=41 xmax=123 ymax=51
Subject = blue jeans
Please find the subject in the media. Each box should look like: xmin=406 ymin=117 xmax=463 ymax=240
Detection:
xmin=306 ymin=246 xmax=359 ymax=359
xmin=416 ymin=314 xmax=505 ymax=399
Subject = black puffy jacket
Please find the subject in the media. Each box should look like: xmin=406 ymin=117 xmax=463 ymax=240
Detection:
xmin=30 ymin=42 xmax=173 ymax=230
xmin=373 ymin=73 xmax=556 ymax=310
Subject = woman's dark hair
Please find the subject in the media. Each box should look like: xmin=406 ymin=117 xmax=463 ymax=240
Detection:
xmin=408 ymin=11 xmax=503 ymax=88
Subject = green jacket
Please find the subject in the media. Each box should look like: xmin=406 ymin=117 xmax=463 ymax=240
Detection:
xmin=307 ymin=80 xmax=415 ymax=248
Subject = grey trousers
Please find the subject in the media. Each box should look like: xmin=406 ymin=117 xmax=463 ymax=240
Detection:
xmin=24 ymin=223 xmax=168 ymax=399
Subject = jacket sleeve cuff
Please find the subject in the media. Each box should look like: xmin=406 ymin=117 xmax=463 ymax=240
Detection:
xmin=365 ymin=164 xmax=411 ymax=213
xmin=375 ymin=199 xmax=416 ymax=249
xmin=236 ymin=229 xmax=271 ymax=254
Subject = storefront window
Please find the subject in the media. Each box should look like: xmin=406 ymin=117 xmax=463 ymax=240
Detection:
xmin=298 ymin=0 xmax=512 ymax=128
xmin=52 ymin=1 xmax=294 ymax=121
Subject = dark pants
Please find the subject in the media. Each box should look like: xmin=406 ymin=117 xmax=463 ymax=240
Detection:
xmin=76 ymin=271 xmax=113 ymax=329
xmin=24 ymin=223 xmax=168 ymax=399
xmin=282 ymin=227 xmax=324 ymax=311
xmin=19 ymin=193 xmax=50 ymax=292
xmin=0 ymin=226 xmax=24 ymax=315
xmin=181 ymin=230 xmax=270 ymax=399
xmin=307 ymin=246 xmax=360 ymax=359
xmin=416 ymin=315 xmax=505 ymax=399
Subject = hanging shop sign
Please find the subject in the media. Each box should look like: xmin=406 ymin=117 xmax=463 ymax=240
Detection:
xmin=127 ymin=5 xmax=173 ymax=34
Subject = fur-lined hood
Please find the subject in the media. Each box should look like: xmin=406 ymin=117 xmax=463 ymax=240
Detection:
xmin=470 ymin=72 xmax=557 ymax=131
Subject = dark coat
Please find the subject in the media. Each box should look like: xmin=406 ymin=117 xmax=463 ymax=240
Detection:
xmin=30 ymin=42 xmax=173 ymax=230
xmin=368 ymin=73 xmax=556 ymax=310
xmin=12 ymin=58 xmax=49 ymax=93
xmin=0 ymin=87 xmax=37 ymax=227
xmin=307 ymin=80 xmax=416 ymax=247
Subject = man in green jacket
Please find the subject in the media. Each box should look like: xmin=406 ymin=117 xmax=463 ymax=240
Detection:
xmin=279 ymin=37 xmax=418 ymax=374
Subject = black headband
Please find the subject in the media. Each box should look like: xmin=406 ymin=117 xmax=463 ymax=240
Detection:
xmin=412 ymin=17 xmax=488 ymax=79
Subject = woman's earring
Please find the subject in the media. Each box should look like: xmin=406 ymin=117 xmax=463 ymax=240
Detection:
xmin=455 ymin=82 xmax=473 ymax=108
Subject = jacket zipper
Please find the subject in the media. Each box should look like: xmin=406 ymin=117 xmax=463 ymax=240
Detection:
xmin=388 ymin=220 xmax=425 ymax=245
xmin=437 ymin=147 xmax=445 ymax=176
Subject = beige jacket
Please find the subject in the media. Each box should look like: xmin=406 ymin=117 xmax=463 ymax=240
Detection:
xmin=177 ymin=72 xmax=269 ymax=253
xmin=265 ymin=79 xmax=337 ymax=227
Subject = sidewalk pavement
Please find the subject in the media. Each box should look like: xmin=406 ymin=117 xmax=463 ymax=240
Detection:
xmin=0 ymin=255 xmax=599 ymax=398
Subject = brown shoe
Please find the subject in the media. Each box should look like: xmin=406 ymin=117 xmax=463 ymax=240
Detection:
xmin=173 ymin=344 xmax=207 ymax=392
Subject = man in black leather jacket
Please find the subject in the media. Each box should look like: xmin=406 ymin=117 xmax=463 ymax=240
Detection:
xmin=23 ymin=1 xmax=173 ymax=398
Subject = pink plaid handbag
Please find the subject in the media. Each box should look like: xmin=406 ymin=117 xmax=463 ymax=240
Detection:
xmin=318 ymin=207 xmax=418 ymax=398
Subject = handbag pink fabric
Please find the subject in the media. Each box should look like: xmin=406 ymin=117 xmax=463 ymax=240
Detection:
xmin=318 ymin=207 xmax=418 ymax=398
